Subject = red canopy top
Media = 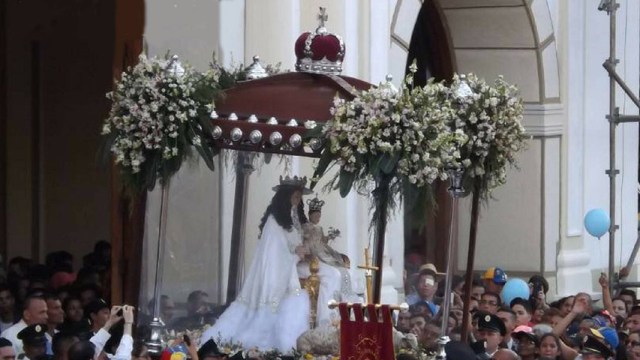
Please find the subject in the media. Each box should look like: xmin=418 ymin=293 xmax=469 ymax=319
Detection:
xmin=211 ymin=72 xmax=372 ymax=157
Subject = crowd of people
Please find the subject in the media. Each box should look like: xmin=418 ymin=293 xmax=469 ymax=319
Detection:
xmin=396 ymin=261 xmax=640 ymax=360
xmin=0 ymin=241 xmax=239 ymax=360
xmin=1 ymin=177 xmax=639 ymax=360
xmin=1 ymin=240 xmax=640 ymax=360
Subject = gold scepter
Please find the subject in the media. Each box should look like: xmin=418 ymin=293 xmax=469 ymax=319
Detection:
xmin=357 ymin=247 xmax=379 ymax=304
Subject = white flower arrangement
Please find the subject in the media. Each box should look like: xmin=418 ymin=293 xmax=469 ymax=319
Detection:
xmin=311 ymin=65 xmax=527 ymax=226
xmin=445 ymin=73 xmax=528 ymax=197
xmin=102 ymin=54 xmax=220 ymax=194
xmin=323 ymin=70 xmax=467 ymax=192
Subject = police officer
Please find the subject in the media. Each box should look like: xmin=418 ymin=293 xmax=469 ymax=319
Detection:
xmin=16 ymin=324 xmax=49 ymax=360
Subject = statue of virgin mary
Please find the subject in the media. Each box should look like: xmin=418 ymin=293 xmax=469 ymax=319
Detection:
xmin=201 ymin=176 xmax=312 ymax=352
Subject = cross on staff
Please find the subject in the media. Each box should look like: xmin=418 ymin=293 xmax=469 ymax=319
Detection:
xmin=357 ymin=247 xmax=379 ymax=304
xmin=317 ymin=7 xmax=328 ymax=28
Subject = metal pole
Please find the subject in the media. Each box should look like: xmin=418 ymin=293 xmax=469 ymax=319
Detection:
xmin=614 ymin=230 xmax=640 ymax=294
xmin=437 ymin=169 xmax=465 ymax=360
xmin=146 ymin=181 xmax=170 ymax=355
xmin=226 ymin=152 xmax=255 ymax=302
xmin=606 ymin=0 xmax=618 ymax=292
xmin=602 ymin=61 xmax=640 ymax=109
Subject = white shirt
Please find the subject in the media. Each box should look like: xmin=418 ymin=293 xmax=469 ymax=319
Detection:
xmin=1 ymin=319 xmax=27 ymax=356
xmin=90 ymin=328 xmax=133 ymax=360
xmin=0 ymin=320 xmax=14 ymax=334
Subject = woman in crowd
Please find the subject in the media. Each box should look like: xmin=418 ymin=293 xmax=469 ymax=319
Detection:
xmin=538 ymin=333 xmax=563 ymax=360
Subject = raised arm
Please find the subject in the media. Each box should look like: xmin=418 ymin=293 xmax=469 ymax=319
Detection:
xmin=112 ymin=305 xmax=134 ymax=360
xmin=552 ymin=297 xmax=585 ymax=337
xmin=90 ymin=306 xmax=123 ymax=357
xmin=599 ymin=273 xmax=615 ymax=315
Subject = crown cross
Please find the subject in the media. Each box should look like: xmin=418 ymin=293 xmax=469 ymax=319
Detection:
xmin=317 ymin=7 xmax=328 ymax=30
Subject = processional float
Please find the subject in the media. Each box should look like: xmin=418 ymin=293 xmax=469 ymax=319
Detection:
xmin=145 ymin=7 xmax=409 ymax=360
xmin=107 ymin=5 xmax=527 ymax=359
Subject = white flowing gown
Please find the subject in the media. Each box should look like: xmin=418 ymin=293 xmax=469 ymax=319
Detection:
xmin=202 ymin=212 xmax=310 ymax=352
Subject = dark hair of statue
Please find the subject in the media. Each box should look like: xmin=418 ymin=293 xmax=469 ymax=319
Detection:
xmin=259 ymin=185 xmax=307 ymax=236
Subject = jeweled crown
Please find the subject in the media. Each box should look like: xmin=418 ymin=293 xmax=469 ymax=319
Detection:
xmin=295 ymin=7 xmax=345 ymax=75
xmin=306 ymin=195 xmax=325 ymax=212
xmin=279 ymin=175 xmax=308 ymax=188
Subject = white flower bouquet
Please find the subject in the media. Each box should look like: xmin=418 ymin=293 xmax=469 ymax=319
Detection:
xmin=311 ymin=67 xmax=468 ymax=226
xmin=445 ymin=74 xmax=528 ymax=198
xmin=102 ymin=54 xmax=220 ymax=194
xmin=311 ymin=66 xmax=527 ymax=227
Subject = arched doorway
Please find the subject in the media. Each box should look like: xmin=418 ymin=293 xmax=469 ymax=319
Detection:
xmin=401 ymin=0 xmax=456 ymax=276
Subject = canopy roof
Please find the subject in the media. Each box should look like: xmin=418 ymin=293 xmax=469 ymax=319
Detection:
xmin=211 ymin=72 xmax=372 ymax=157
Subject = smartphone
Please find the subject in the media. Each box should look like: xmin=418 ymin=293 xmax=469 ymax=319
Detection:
xmin=183 ymin=335 xmax=191 ymax=347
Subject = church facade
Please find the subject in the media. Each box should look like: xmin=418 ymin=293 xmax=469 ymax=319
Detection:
xmin=140 ymin=0 xmax=640 ymax=304
xmin=2 ymin=0 xmax=639 ymax=305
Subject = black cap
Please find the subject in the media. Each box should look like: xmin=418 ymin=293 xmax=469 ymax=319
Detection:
xmin=84 ymin=299 xmax=109 ymax=318
xmin=581 ymin=330 xmax=614 ymax=358
xmin=198 ymin=339 xmax=227 ymax=359
xmin=17 ymin=324 xmax=48 ymax=346
xmin=0 ymin=338 xmax=11 ymax=348
xmin=477 ymin=313 xmax=507 ymax=336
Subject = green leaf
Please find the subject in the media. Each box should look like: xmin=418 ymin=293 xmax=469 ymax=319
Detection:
xmin=380 ymin=153 xmax=399 ymax=174
xmin=338 ymin=170 xmax=356 ymax=197
xmin=311 ymin=150 xmax=335 ymax=189
xmin=194 ymin=144 xmax=215 ymax=171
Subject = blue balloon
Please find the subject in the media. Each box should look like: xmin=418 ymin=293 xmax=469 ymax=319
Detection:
xmin=584 ymin=208 xmax=610 ymax=238
xmin=500 ymin=278 xmax=529 ymax=306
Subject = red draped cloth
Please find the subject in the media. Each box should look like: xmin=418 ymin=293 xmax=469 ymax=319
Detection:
xmin=338 ymin=303 xmax=395 ymax=360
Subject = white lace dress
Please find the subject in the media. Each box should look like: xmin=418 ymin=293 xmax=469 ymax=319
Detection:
xmin=201 ymin=210 xmax=310 ymax=352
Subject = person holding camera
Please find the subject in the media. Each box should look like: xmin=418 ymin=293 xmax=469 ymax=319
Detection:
xmin=69 ymin=305 xmax=134 ymax=360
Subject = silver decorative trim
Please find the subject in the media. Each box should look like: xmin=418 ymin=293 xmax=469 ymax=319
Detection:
xmin=212 ymin=126 xmax=222 ymax=139
xmin=230 ymin=127 xmax=243 ymax=142
xmin=210 ymin=110 xmax=219 ymax=119
xmin=228 ymin=113 xmax=238 ymax=121
xmin=269 ymin=132 xmax=282 ymax=145
xmin=309 ymin=138 xmax=323 ymax=150
xmin=245 ymin=55 xmax=269 ymax=80
xmin=165 ymin=55 xmax=185 ymax=78
xmin=287 ymin=119 xmax=298 ymax=127
xmin=289 ymin=134 xmax=302 ymax=148
xmin=249 ymin=130 xmax=263 ymax=144
xmin=248 ymin=114 xmax=259 ymax=123
xmin=267 ymin=117 xmax=278 ymax=125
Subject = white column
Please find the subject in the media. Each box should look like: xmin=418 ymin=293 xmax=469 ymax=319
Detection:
xmin=368 ymin=0 xmax=390 ymax=84
xmin=217 ymin=0 xmax=245 ymax=67
xmin=245 ymin=0 xmax=301 ymax=67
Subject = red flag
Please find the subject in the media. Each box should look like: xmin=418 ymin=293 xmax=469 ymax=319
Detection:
xmin=338 ymin=303 xmax=395 ymax=360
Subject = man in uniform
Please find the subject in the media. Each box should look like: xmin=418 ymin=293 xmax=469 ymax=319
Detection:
xmin=474 ymin=313 xmax=506 ymax=358
xmin=16 ymin=324 xmax=48 ymax=360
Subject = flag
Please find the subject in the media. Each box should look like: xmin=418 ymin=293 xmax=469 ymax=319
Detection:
xmin=338 ymin=303 xmax=394 ymax=360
